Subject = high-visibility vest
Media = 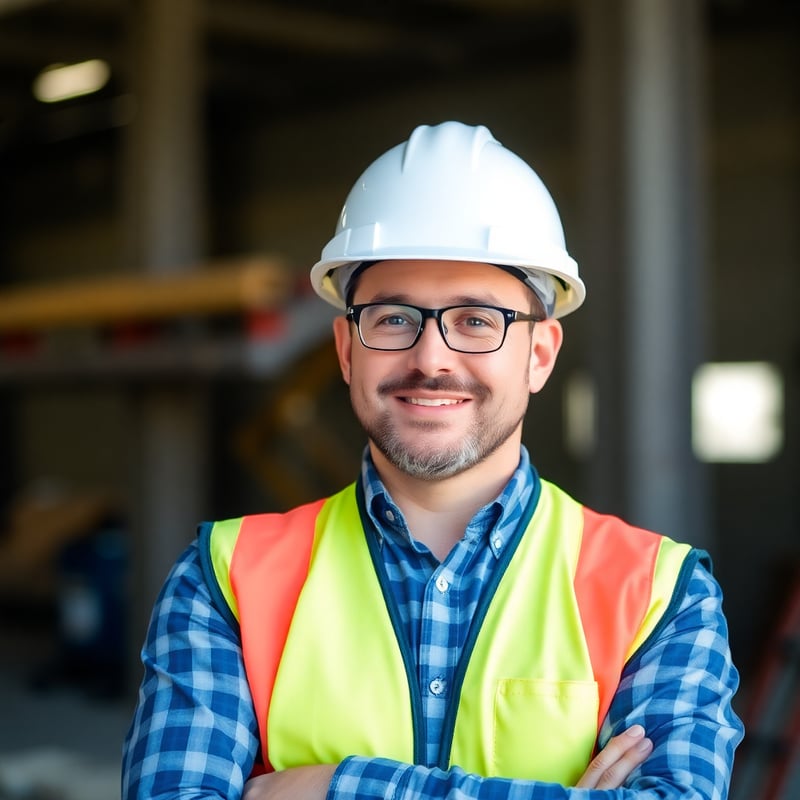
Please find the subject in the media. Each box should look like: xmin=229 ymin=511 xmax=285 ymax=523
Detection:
xmin=199 ymin=478 xmax=698 ymax=785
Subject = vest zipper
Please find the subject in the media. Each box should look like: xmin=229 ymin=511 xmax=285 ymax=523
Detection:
xmin=356 ymin=482 xmax=428 ymax=766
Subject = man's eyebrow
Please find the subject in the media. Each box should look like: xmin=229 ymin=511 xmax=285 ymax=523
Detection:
xmin=362 ymin=293 xmax=410 ymax=304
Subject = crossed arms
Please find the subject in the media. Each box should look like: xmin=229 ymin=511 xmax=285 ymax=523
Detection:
xmin=122 ymin=542 xmax=743 ymax=800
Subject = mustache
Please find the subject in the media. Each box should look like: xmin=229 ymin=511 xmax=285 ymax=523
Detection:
xmin=378 ymin=374 xmax=488 ymax=399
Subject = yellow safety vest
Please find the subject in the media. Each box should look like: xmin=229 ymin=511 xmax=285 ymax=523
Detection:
xmin=200 ymin=478 xmax=696 ymax=785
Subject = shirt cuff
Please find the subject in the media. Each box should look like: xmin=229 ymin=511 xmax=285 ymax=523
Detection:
xmin=328 ymin=756 xmax=411 ymax=800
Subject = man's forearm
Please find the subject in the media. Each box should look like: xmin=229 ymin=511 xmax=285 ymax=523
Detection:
xmin=243 ymin=727 xmax=654 ymax=800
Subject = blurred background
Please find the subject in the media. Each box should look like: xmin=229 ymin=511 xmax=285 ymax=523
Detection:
xmin=0 ymin=0 xmax=797 ymax=798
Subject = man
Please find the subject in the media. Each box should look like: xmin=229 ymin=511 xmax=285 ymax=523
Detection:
xmin=122 ymin=122 xmax=743 ymax=799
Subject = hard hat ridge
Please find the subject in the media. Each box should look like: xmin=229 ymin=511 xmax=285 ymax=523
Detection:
xmin=401 ymin=122 xmax=496 ymax=174
xmin=310 ymin=121 xmax=585 ymax=318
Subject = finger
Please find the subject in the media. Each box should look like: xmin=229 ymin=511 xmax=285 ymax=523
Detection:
xmin=592 ymin=733 xmax=653 ymax=789
xmin=576 ymin=725 xmax=652 ymax=789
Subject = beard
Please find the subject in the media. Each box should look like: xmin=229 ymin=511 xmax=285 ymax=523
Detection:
xmin=354 ymin=373 xmax=528 ymax=480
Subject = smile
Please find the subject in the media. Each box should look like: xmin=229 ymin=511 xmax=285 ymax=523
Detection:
xmin=403 ymin=397 xmax=465 ymax=406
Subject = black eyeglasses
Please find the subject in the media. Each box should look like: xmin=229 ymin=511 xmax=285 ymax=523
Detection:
xmin=346 ymin=303 xmax=543 ymax=354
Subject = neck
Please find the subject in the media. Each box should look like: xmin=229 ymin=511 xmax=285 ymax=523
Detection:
xmin=370 ymin=443 xmax=520 ymax=561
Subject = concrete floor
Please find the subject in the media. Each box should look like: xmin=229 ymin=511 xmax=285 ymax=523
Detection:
xmin=0 ymin=612 xmax=133 ymax=800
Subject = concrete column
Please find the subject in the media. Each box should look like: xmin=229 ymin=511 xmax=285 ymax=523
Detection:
xmin=122 ymin=0 xmax=210 ymax=630
xmin=579 ymin=0 xmax=711 ymax=546
xmin=622 ymin=0 xmax=710 ymax=545
xmin=577 ymin=0 xmax=627 ymax=516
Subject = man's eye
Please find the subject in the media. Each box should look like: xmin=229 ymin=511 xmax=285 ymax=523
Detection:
xmin=454 ymin=312 xmax=500 ymax=330
xmin=378 ymin=314 xmax=413 ymax=327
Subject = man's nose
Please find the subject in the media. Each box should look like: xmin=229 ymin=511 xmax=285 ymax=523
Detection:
xmin=404 ymin=318 xmax=455 ymax=372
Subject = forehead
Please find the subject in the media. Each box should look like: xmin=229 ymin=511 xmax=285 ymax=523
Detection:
xmin=352 ymin=260 xmax=530 ymax=305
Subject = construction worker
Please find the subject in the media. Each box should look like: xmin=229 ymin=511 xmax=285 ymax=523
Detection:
xmin=122 ymin=121 xmax=743 ymax=800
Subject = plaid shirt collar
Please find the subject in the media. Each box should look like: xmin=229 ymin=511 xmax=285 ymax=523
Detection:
xmin=359 ymin=444 xmax=536 ymax=559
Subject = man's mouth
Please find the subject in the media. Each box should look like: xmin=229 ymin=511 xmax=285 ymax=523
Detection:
xmin=404 ymin=397 xmax=465 ymax=407
xmin=379 ymin=375 xmax=486 ymax=404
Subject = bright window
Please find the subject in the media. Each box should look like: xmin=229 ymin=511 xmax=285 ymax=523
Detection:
xmin=692 ymin=362 xmax=783 ymax=462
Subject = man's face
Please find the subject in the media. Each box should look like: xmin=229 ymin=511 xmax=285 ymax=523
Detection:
xmin=333 ymin=260 xmax=563 ymax=481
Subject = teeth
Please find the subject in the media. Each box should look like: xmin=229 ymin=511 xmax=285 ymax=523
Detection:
xmin=406 ymin=397 xmax=462 ymax=406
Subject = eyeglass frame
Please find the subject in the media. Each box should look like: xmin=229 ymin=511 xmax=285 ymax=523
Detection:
xmin=345 ymin=302 xmax=544 ymax=354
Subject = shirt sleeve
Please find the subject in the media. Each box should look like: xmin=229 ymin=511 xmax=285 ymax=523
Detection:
xmin=121 ymin=541 xmax=260 ymax=800
xmin=327 ymin=560 xmax=745 ymax=800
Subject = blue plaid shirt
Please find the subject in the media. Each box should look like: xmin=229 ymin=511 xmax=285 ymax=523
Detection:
xmin=122 ymin=447 xmax=743 ymax=799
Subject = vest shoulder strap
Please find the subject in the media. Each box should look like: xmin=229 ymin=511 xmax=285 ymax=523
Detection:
xmin=575 ymin=505 xmax=692 ymax=728
xmin=202 ymin=499 xmax=326 ymax=772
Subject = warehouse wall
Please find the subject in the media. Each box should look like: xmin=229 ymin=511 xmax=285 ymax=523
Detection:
xmin=0 ymin=8 xmax=797 ymax=695
xmin=706 ymin=21 xmax=799 ymax=679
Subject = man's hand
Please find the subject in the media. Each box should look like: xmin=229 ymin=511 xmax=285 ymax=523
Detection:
xmin=242 ymin=764 xmax=336 ymax=800
xmin=576 ymin=725 xmax=654 ymax=789
xmin=242 ymin=725 xmax=652 ymax=797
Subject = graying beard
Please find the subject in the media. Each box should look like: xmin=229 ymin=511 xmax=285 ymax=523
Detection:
xmin=379 ymin=428 xmax=483 ymax=479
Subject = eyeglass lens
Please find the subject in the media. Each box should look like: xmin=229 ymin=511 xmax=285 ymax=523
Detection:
xmin=357 ymin=304 xmax=509 ymax=353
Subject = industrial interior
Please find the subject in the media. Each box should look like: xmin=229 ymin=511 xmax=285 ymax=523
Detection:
xmin=0 ymin=1 xmax=797 ymax=798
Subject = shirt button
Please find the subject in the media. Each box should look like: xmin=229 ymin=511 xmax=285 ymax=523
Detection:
xmin=435 ymin=575 xmax=449 ymax=593
xmin=429 ymin=678 xmax=446 ymax=696
xmin=385 ymin=509 xmax=395 ymax=522
xmin=493 ymin=536 xmax=503 ymax=550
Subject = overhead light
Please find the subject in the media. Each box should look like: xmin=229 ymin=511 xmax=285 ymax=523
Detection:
xmin=33 ymin=59 xmax=111 ymax=103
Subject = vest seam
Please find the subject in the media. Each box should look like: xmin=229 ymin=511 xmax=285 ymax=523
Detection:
xmin=197 ymin=521 xmax=241 ymax=634
xmin=625 ymin=547 xmax=701 ymax=666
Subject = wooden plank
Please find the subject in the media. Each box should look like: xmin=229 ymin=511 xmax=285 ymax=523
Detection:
xmin=0 ymin=256 xmax=290 ymax=332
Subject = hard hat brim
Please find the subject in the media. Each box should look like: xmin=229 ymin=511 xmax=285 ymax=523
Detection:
xmin=310 ymin=254 xmax=586 ymax=319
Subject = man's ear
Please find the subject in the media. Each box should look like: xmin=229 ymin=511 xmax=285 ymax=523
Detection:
xmin=333 ymin=315 xmax=353 ymax=385
xmin=528 ymin=318 xmax=563 ymax=394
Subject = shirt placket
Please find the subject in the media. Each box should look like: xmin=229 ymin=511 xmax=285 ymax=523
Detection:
xmin=419 ymin=561 xmax=457 ymax=766
xmin=418 ymin=535 xmax=486 ymax=768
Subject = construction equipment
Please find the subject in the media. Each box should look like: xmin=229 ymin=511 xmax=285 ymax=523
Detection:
xmin=234 ymin=337 xmax=360 ymax=509
xmin=731 ymin=568 xmax=800 ymax=800
xmin=0 ymin=256 xmax=290 ymax=332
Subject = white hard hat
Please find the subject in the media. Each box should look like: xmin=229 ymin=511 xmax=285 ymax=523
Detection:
xmin=310 ymin=121 xmax=585 ymax=318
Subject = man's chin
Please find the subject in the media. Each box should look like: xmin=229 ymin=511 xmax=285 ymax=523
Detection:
xmin=379 ymin=440 xmax=481 ymax=481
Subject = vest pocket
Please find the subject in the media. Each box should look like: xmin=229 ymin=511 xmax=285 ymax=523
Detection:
xmin=492 ymin=678 xmax=599 ymax=784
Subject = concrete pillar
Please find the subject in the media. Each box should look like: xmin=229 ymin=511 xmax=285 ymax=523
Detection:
xmin=577 ymin=0 xmax=627 ymax=516
xmin=579 ymin=0 xmax=711 ymax=546
xmin=122 ymin=0 xmax=210 ymax=631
